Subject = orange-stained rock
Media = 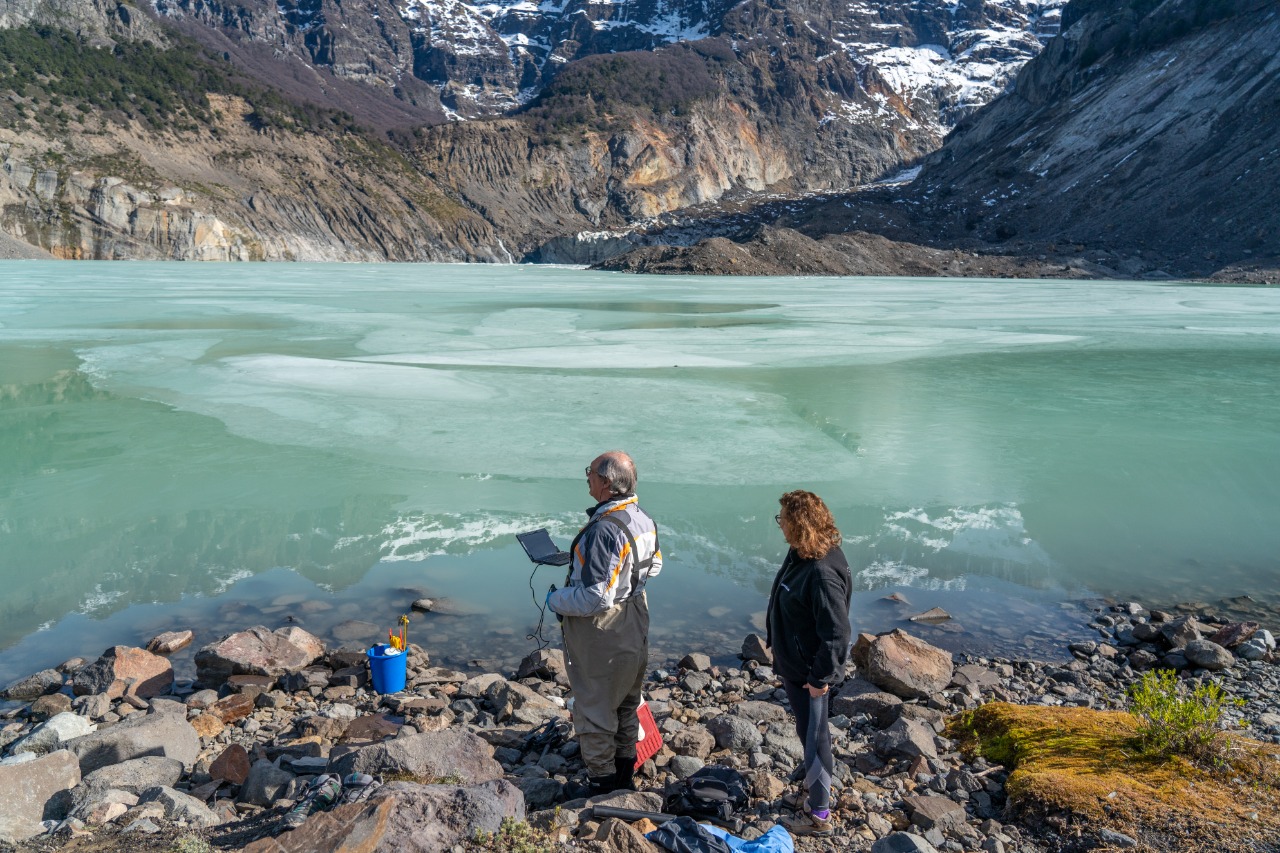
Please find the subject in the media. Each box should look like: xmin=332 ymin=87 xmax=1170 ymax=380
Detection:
xmin=72 ymin=646 xmax=173 ymax=699
xmin=210 ymin=692 xmax=256 ymax=724
xmin=210 ymin=744 xmax=251 ymax=785
xmin=190 ymin=712 xmax=225 ymax=739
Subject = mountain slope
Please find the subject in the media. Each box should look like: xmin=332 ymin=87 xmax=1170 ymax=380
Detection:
xmin=601 ymin=0 xmax=1280 ymax=281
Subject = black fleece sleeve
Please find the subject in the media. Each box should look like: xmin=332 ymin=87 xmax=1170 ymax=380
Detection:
xmin=806 ymin=563 xmax=852 ymax=686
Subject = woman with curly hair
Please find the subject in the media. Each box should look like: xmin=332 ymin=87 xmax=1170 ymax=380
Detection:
xmin=766 ymin=489 xmax=852 ymax=837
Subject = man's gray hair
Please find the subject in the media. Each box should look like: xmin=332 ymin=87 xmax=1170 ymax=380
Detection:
xmin=596 ymin=452 xmax=637 ymax=496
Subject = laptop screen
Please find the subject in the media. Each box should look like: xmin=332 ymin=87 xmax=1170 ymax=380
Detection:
xmin=517 ymin=529 xmax=559 ymax=561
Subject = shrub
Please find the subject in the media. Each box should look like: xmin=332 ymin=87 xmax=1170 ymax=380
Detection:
xmin=471 ymin=816 xmax=557 ymax=853
xmin=1127 ymin=669 xmax=1243 ymax=762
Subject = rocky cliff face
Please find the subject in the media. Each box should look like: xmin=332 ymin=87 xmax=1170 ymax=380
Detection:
xmin=146 ymin=0 xmax=1064 ymax=127
xmin=0 ymin=0 xmax=1100 ymax=265
xmin=596 ymin=0 xmax=1280 ymax=281
xmin=900 ymin=0 xmax=1280 ymax=276
xmin=0 ymin=96 xmax=502 ymax=261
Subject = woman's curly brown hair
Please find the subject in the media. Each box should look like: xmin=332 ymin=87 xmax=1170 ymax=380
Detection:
xmin=779 ymin=490 xmax=842 ymax=560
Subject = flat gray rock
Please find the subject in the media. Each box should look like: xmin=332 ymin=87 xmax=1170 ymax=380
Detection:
xmin=328 ymin=729 xmax=503 ymax=785
xmin=64 ymin=709 xmax=200 ymax=775
xmin=138 ymin=786 xmax=220 ymax=826
xmin=0 ymin=749 xmax=80 ymax=844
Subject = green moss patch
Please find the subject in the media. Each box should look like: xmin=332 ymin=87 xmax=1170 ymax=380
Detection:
xmin=951 ymin=703 xmax=1280 ymax=851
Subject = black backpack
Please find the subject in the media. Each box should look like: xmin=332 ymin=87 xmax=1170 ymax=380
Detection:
xmin=662 ymin=765 xmax=750 ymax=823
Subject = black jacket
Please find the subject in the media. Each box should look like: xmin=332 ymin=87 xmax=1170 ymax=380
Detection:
xmin=765 ymin=545 xmax=852 ymax=687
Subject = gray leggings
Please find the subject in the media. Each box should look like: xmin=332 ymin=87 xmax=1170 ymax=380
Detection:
xmin=782 ymin=678 xmax=833 ymax=812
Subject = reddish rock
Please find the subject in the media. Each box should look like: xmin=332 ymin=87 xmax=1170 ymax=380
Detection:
xmin=210 ymin=744 xmax=252 ymax=785
xmin=1208 ymin=621 xmax=1260 ymax=649
xmin=72 ymin=646 xmax=174 ymax=699
xmin=146 ymin=631 xmax=194 ymax=655
xmin=277 ymin=626 xmax=326 ymax=663
xmin=194 ymin=626 xmax=325 ymax=686
xmin=210 ymin=693 xmax=256 ymax=724
xmin=243 ymin=797 xmax=393 ymax=853
xmin=865 ymin=629 xmax=954 ymax=700
xmin=341 ymin=714 xmax=403 ymax=744
xmin=851 ymin=632 xmax=877 ymax=673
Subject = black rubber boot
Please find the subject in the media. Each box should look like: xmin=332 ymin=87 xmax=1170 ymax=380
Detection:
xmin=588 ymin=774 xmax=619 ymax=797
xmin=613 ymin=755 xmax=637 ymax=791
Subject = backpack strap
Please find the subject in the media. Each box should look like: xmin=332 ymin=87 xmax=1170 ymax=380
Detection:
xmin=567 ymin=507 xmax=657 ymax=602
xmin=599 ymin=512 xmax=652 ymax=601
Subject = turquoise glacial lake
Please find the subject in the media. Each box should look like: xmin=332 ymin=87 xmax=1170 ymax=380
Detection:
xmin=1 ymin=262 xmax=1278 ymax=685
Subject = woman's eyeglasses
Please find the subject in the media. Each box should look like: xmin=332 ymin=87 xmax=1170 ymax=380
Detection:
xmin=774 ymin=514 xmax=783 ymax=526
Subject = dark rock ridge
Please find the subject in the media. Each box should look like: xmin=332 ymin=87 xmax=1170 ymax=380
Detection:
xmin=596 ymin=0 xmax=1280 ymax=281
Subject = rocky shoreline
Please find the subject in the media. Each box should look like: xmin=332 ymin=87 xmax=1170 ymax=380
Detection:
xmin=2 ymin=599 xmax=1278 ymax=853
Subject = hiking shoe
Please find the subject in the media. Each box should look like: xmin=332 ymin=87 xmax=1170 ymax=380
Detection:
xmin=281 ymin=773 xmax=341 ymax=830
xmin=338 ymin=773 xmax=383 ymax=805
xmin=780 ymin=809 xmax=833 ymax=837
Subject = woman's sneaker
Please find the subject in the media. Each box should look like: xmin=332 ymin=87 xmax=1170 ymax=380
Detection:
xmin=281 ymin=774 xmax=342 ymax=830
xmin=780 ymin=808 xmax=833 ymax=837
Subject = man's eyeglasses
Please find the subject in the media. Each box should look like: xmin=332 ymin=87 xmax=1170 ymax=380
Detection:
xmin=774 ymin=514 xmax=783 ymax=526
xmin=585 ymin=466 xmax=596 ymax=477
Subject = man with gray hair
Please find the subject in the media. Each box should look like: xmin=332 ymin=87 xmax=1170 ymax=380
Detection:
xmin=547 ymin=450 xmax=662 ymax=796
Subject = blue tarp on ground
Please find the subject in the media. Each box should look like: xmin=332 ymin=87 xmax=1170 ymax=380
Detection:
xmin=702 ymin=823 xmax=795 ymax=853
xmin=647 ymin=817 xmax=795 ymax=853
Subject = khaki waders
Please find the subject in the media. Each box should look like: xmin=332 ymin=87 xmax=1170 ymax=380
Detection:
xmin=562 ymin=591 xmax=649 ymax=778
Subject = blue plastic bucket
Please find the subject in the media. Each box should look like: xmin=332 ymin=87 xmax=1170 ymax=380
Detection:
xmin=367 ymin=644 xmax=407 ymax=694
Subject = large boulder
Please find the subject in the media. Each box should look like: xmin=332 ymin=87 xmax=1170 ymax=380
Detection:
xmin=194 ymin=626 xmax=325 ymax=686
xmin=328 ymin=730 xmax=503 ymax=785
xmin=864 ymin=630 xmax=953 ymax=700
xmin=0 ymin=749 xmax=80 ymax=844
xmin=63 ymin=708 xmax=200 ymax=774
xmin=2 ymin=668 xmax=64 ymax=701
xmin=72 ymin=646 xmax=174 ymax=699
xmin=241 ymin=780 xmax=524 ymax=853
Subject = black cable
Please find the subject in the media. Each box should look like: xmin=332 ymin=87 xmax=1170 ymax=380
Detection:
xmin=526 ymin=562 xmax=552 ymax=651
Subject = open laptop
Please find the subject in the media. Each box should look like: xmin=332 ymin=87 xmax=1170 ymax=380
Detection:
xmin=517 ymin=528 xmax=571 ymax=566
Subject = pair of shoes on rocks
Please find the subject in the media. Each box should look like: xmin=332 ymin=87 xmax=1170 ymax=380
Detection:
xmin=281 ymin=773 xmax=383 ymax=830
xmin=780 ymin=808 xmax=833 ymax=837
xmin=281 ymin=774 xmax=342 ymax=830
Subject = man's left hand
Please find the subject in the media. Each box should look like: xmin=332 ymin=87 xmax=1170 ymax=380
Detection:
xmin=805 ymin=682 xmax=829 ymax=697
